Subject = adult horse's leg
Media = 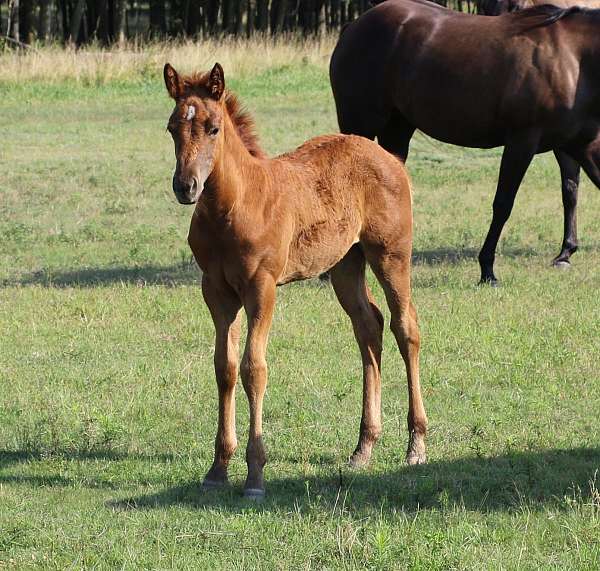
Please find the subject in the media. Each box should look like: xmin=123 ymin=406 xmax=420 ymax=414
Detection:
xmin=478 ymin=132 xmax=539 ymax=284
xmin=365 ymin=248 xmax=427 ymax=465
xmin=201 ymin=275 xmax=242 ymax=488
xmin=240 ymin=274 xmax=277 ymax=499
xmin=569 ymin=137 xmax=600 ymax=189
xmin=330 ymin=245 xmax=384 ymax=468
xmin=552 ymin=150 xmax=580 ymax=267
xmin=377 ymin=110 xmax=416 ymax=163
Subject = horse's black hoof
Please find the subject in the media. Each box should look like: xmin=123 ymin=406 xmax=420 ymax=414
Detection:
xmin=552 ymin=259 xmax=571 ymax=269
xmin=478 ymin=277 xmax=499 ymax=287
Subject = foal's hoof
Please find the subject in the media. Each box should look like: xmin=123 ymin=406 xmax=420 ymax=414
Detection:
xmin=406 ymin=449 xmax=427 ymax=466
xmin=348 ymin=451 xmax=371 ymax=469
xmin=552 ymin=259 xmax=571 ymax=269
xmin=406 ymin=433 xmax=427 ymax=465
xmin=243 ymin=488 xmax=265 ymax=501
xmin=202 ymin=478 xmax=227 ymax=491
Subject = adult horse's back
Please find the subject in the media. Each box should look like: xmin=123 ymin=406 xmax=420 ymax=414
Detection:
xmin=330 ymin=0 xmax=600 ymax=283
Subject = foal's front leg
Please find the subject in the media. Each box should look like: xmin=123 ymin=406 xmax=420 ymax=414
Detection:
xmin=240 ymin=275 xmax=277 ymax=499
xmin=201 ymin=275 xmax=242 ymax=488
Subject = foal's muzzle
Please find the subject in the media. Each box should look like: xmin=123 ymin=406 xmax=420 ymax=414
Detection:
xmin=172 ymin=175 xmax=202 ymax=204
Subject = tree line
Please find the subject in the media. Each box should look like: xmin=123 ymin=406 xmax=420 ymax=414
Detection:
xmin=1 ymin=0 xmax=475 ymax=46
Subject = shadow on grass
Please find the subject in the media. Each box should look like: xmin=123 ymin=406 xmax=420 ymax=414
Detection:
xmin=3 ymin=264 xmax=201 ymax=288
xmin=0 ymin=449 xmax=181 ymax=490
xmin=411 ymin=246 xmax=542 ymax=266
xmin=4 ymin=246 xmax=544 ymax=289
xmin=107 ymin=447 xmax=600 ymax=514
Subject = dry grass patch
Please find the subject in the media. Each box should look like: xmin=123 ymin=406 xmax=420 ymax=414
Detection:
xmin=0 ymin=35 xmax=336 ymax=84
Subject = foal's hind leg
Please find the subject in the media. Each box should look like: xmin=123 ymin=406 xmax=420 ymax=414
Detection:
xmin=365 ymin=249 xmax=428 ymax=465
xmin=330 ymin=245 xmax=384 ymax=468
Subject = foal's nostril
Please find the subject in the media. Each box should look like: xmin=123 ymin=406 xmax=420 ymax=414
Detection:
xmin=173 ymin=175 xmax=193 ymax=195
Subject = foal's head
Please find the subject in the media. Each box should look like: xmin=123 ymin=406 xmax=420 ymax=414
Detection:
xmin=164 ymin=62 xmax=226 ymax=204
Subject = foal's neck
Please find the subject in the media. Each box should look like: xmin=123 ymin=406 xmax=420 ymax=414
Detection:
xmin=205 ymin=112 xmax=259 ymax=217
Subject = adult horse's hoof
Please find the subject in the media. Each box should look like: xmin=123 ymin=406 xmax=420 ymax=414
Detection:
xmin=552 ymin=259 xmax=571 ymax=269
xmin=243 ymin=488 xmax=265 ymax=501
xmin=478 ymin=277 xmax=499 ymax=287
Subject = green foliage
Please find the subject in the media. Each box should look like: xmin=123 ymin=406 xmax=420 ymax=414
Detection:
xmin=1 ymin=63 xmax=599 ymax=569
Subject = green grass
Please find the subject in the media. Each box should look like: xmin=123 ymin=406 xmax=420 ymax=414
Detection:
xmin=1 ymin=61 xmax=600 ymax=570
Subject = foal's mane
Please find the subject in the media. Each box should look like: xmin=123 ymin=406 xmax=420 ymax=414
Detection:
xmin=508 ymin=4 xmax=595 ymax=31
xmin=182 ymin=71 xmax=266 ymax=159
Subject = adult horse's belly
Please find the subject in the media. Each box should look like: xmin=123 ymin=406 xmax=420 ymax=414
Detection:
xmin=392 ymin=58 xmax=509 ymax=148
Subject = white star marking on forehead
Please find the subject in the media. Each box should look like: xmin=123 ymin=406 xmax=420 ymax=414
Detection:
xmin=185 ymin=105 xmax=196 ymax=121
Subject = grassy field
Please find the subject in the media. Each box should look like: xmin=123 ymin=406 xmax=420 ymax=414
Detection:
xmin=1 ymin=43 xmax=599 ymax=569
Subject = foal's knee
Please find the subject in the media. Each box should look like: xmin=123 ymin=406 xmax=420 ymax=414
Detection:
xmin=215 ymin=360 xmax=238 ymax=388
xmin=391 ymin=314 xmax=420 ymax=352
xmin=240 ymin=357 xmax=268 ymax=389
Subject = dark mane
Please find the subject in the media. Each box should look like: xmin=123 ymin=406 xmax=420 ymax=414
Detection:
xmin=181 ymin=71 xmax=266 ymax=159
xmin=223 ymin=91 xmax=266 ymax=159
xmin=508 ymin=4 xmax=586 ymax=32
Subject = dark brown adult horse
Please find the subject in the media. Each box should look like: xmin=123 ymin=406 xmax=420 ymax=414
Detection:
xmin=163 ymin=62 xmax=427 ymax=498
xmin=331 ymin=0 xmax=600 ymax=283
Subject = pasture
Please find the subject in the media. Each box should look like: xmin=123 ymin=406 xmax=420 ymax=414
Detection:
xmin=1 ymin=42 xmax=599 ymax=569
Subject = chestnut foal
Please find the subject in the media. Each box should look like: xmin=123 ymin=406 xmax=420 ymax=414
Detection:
xmin=164 ymin=62 xmax=427 ymax=498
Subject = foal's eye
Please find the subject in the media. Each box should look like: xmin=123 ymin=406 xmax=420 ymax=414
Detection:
xmin=208 ymin=126 xmax=220 ymax=137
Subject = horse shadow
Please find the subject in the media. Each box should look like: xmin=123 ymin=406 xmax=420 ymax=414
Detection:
xmin=3 ymin=245 xmax=544 ymax=289
xmin=107 ymin=446 xmax=600 ymax=514
xmin=2 ymin=263 xmax=200 ymax=288
xmin=0 ymin=449 xmax=179 ymax=490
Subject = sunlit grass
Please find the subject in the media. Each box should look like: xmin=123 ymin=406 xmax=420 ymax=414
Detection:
xmin=1 ymin=51 xmax=599 ymax=569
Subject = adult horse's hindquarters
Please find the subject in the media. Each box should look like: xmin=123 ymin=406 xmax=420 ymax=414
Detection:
xmin=331 ymin=0 xmax=600 ymax=283
xmin=164 ymin=62 xmax=427 ymax=498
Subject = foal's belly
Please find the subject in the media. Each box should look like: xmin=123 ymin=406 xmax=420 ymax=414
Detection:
xmin=278 ymin=220 xmax=360 ymax=285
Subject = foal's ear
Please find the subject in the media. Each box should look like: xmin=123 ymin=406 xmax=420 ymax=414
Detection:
xmin=164 ymin=63 xmax=183 ymax=99
xmin=208 ymin=63 xmax=225 ymax=100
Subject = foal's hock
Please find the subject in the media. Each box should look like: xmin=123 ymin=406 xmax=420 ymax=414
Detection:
xmin=164 ymin=62 xmax=427 ymax=498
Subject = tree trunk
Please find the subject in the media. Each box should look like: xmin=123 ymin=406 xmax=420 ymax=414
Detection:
xmin=185 ymin=0 xmax=201 ymax=36
xmin=222 ymin=0 xmax=234 ymax=33
xmin=273 ymin=0 xmax=288 ymax=34
xmin=234 ymin=0 xmax=244 ymax=35
xmin=114 ymin=0 xmax=126 ymax=43
xmin=316 ymin=0 xmax=325 ymax=36
xmin=205 ymin=0 xmax=218 ymax=34
xmin=9 ymin=0 xmax=20 ymax=41
xmin=256 ymin=0 xmax=268 ymax=32
xmin=19 ymin=0 xmax=35 ymax=42
xmin=69 ymin=0 xmax=86 ymax=42
xmin=95 ymin=0 xmax=110 ymax=43
xmin=330 ymin=0 xmax=340 ymax=30
xmin=149 ymin=0 xmax=166 ymax=36
xmin=38 ymin=0 xmax=53 ymax=41
xmin=246 ymin=0 xmax=255 ymax=36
